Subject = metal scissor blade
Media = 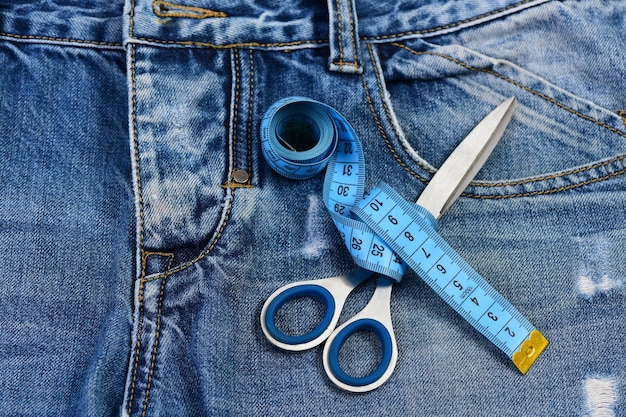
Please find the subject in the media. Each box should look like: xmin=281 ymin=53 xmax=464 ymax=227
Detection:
xmin=416 ymin=97 xmax=517 ymax=219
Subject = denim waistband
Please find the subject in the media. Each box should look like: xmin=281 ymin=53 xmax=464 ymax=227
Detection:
xmin=1 ymin=0 xmax=547 ymax=52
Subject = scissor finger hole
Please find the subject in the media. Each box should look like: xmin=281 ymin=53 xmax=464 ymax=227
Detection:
xmin=327 ymin=319 xmax=394 ymax=387
xmin=275 ymin=296 xmax=326 ymax=337
xmin=264 ymin=284 xmax=336 ymax=345
xmin=338 ymin=329 xmax=383 ymax=379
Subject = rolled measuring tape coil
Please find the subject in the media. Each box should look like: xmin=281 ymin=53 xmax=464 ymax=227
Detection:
xmin=261 ymin=97 xmax=548 ymax=377
xmin=261 ymin=97 xmax=406 ymax=281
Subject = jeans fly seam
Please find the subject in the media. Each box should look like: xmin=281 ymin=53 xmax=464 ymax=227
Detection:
xmin=361 ymin=0 xmax=543 ymax=42
xmin=152 ymin=0 xmax=227 ymax=19
xmin=127 ymin=252 xmax=172 ymax=415
xmin=0 ymin=32 xmax=123 ymax=49
xmin=165 ymin=189 xmax=234 ymax=275
xmin=231 ymin=49 xmax=240 ymax=176
xmin=141 ymin=271 xmax=170 ymax=417
xmin=392 ymin=43 xmax=626 ymax=141
xmin=127 ymin=278 xmax=144 ymax=416
xmin=130 ymin=45 xmax=146 ymax=253
xmin=247 ymin=49 xmax=255 ymax=176
xmin=366 ymin=43 xmax=436 ymax=176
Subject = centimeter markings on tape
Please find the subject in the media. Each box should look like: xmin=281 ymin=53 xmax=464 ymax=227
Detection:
xmin=261 ymin=96 xmax=406 ymax=281
xmin=352 ymin=182 xmax=548 ymax=372
xmin=261 ymin=97 xmax=547 ymax=373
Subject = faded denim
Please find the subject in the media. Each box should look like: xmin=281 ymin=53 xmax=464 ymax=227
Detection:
xmin=1 ymin=0 xmax=626 ymax=415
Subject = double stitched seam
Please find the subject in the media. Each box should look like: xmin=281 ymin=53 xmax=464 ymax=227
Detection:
xmin=372 ymin=45 xmax=626 ymax=187
xmin=334 ymin=0 xmax=344 ymax=71
xmin=0 ymin=32 xmax=123 ymax=48
xmin=472 ymin=156 xmax=626 ymax=187
xmin=366 ymin=43 xmax=435 ymax=177
xmin=346 ymin=0 xmax=359 ymax=66
xmin=130 ymin=44 xmax=146 ymax=249
xmin=361 ymin=0 xmax=540 ymax=42
xmin=246 ymin=50 xmax=255 ymax=176
xmin=127 ymin=44 xmax=140 ymax=416
xmin=224 ymin=49 xmax=256 ymax=189
xmin=131 ymin=36 xmax=327 ymax=49
xmin=141 ymin=266 xmax=172 ymax=417
xmin=618 ymin=110 xmax=626 ymax=128
xmin=130 ymin=0 xmax=137 ymax=38
xmin=468 ymin=169 xmax=626 ymax=199
xmin=152 ymin=0 xmax=227 ymax=18
xmin=331 ymin=0 xmax=359 ymax=69
xmin=127 ymin=251 xmax=173 ymax=415
xmin=232 ymin=49 xmax=241 ymax=176
xmin=393 ymin=43 xmax=626 ymax=142
xmin=378 ymin=42 xmax=626 ymax=196
xmin=127 ymin=0 xmax=540 ymax=51
xmin=360 ymin=51 xmax=429 ymax=185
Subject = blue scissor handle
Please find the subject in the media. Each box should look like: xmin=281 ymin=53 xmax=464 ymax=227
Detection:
xmin=260 ymin=268 xmax=374 ymax=351
xmin=323 ymin=276 xmax=398 ymax=392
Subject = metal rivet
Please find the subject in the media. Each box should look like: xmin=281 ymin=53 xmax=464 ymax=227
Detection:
xmin=232 ymin=169 xmax=250 ymax=184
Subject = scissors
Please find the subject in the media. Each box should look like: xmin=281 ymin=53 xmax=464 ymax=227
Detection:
xmin=260 ymin=97 xmax=518 ymax=392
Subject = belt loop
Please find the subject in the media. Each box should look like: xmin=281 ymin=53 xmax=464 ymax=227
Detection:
xmin=327 ymin=0 xmax=363 ymax=74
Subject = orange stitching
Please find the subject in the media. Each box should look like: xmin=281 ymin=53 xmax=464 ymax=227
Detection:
xmin=131 ymin=45 xmax=146 ymax=251
xmin=473 ymin=155 xmax=625 ymax=187
xmin=141 ymin=258 xmax=172 ymax=417
xmin=363 ymin=43 xmax=626 ymax=198
xmin=130 ymin=0 xmax=136 ymax=38
xmin=221 ymin=182 xmax=255 ymax=189
xmin=153 ymin=0 xmax=226 ymax=18
xmin=362 ymin=0 xmax=539 ymax=41
xmin=361 ymin=55 xmax=429 ymax=185
xmin=132 ymin=36 xmax=326 ymax=50
xmin=463 ymin=168 xmax=626 ymax=199
xmin=346 ymin=0 xmax=359 ymax=67
xmin=392 ymin=43 xmax=626 ymax=142
xmin=127 ymin=269 xmax=144 ymax=415
xmin=165 ymin=190 xmax=234 ymax=275
xmin=374 ymin=43 xmax=626 ymax=186
xmin=366 ymin=43 xmax=435 ymax=175
xmin=127 ymin=251 xmax=173 ymax=415
xmin=618 ymin=110 xmax=626 ymax=128
xmin=331 ymin=61 xmax=360 ymax=67
xmin=0 ymin=32 xmax=123 ymax=48
xmin=247 ymin=49 xmax=255 ymax=176
xmin=334 ymin=0 xmax=344 ymax=71
xmin=232 ymin=49 xmax=240 ymax=173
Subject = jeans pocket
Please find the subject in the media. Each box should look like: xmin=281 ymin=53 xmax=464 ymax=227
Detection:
xmin=364 ymin=37 xmax=626 ymax=199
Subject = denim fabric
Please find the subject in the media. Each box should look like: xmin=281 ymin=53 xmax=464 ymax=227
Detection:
xmin=1 ymin=0 xmax=626 ymax=415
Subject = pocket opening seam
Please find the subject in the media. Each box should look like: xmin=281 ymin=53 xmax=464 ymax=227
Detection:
xmin=365 ymin=44 xmax=435 ymax=178
xmin=362 ymin=42 xmax=626 ymax=198
xmin=391 ymin=43 xmax=626 ymax=141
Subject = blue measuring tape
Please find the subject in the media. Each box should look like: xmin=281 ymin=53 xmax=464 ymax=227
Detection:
xmin=261 ymin=97 xmax=547 ymax=375
xmin=261 ymin=97 xmax=406 ymax=281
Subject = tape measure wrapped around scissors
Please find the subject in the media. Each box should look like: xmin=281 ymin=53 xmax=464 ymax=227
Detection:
xmin=260 ymin=97 xmax=548 ymax=393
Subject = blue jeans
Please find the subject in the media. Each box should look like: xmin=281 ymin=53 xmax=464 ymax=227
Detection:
xmin=1 ymin=0 xmax=626 ymax=415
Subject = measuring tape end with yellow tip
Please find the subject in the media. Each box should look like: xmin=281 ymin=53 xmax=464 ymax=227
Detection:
xmin=512 ymin=330 xmax=549 ymax=374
